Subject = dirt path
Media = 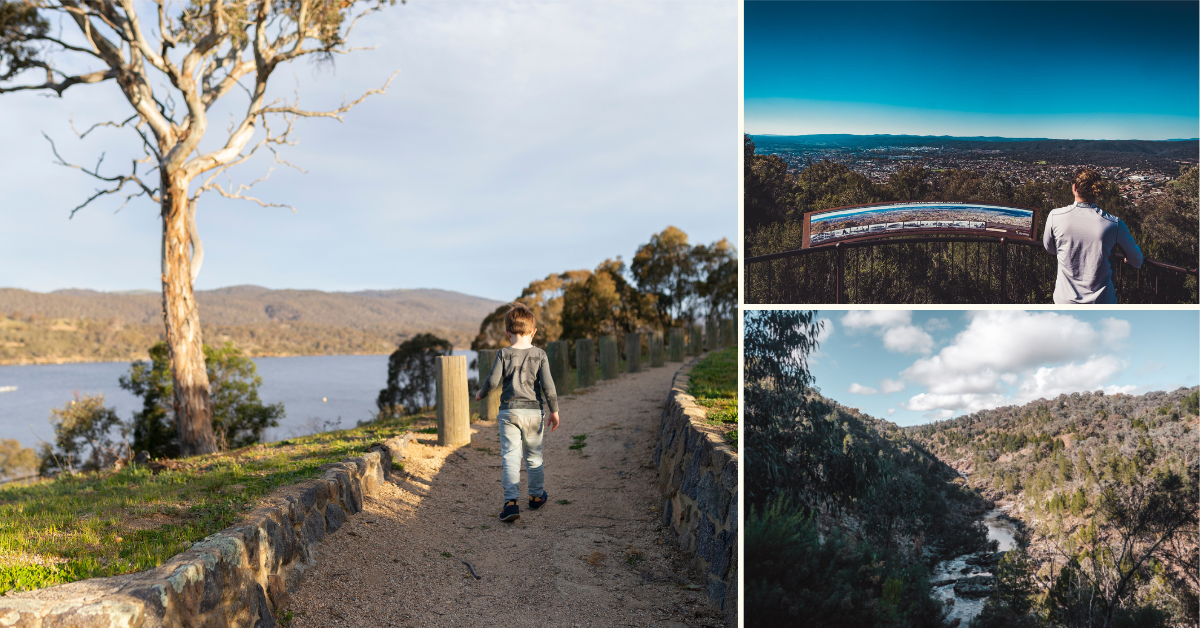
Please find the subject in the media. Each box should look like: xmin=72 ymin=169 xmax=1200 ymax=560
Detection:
xmin=286 ymin=362 xmax=728 ymax=628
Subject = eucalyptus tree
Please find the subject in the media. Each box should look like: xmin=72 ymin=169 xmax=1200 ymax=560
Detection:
xmin=0 ymin=0 xmax=397 ymax=455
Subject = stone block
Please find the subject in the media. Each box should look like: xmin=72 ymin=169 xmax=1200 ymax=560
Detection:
xmin=325 ymin=503 xmax=347 ymax=533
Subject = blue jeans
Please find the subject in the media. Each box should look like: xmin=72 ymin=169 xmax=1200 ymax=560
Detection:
xmin=497 ymin=408 xmax=545 ymax=501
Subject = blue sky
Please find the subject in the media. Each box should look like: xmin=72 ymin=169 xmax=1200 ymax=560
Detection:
xmin=0 ymin=1 xmax=736 ymax=301
xmin=807 ymin=310 xmax=1200 ymax=427
xmin=745 ymin=2 xmax=1199 ymax=140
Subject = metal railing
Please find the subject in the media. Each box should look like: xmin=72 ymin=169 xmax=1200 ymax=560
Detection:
xmin=745 ymin=236 xmax=1198 ymax=304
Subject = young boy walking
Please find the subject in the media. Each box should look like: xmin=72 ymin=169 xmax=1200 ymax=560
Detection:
xmin=474 ymin=303 xmax=560 ymax=522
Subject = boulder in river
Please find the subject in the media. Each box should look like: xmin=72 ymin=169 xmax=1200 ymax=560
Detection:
xmin=954 ymin=575 xmax=995 ymax=598
xmin=930 ymin=579 xmax=957 ymax=587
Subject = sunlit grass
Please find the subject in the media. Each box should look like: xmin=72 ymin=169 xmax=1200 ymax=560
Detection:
xmin=689 ymin=347 xmax=737 ymax=448
xmin=0 ymin=412 xmax=432 ymax=594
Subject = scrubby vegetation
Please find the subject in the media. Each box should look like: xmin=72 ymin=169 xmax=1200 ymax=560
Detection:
xmin=745 ymin=310 xmax=990 ymax=627
xmin=911 ymin=388 xmax=1199 ymax=627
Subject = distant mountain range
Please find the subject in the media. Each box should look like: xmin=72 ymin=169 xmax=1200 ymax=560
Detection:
xmin=750 ymin=134 xmax=1198 ymax=170
xmin=0 ymin=286 xmax=504 ymax=364
xmin=751 ymin=133 xmax=1198 ymax=153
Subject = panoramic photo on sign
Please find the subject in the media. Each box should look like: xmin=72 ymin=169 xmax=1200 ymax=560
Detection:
xmin=803 ymin=202 xmax=1036 ymax=248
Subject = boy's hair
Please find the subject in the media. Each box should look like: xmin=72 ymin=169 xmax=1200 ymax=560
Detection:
xmin=504 ymin=302 xmax=536 ymax=336
xmin=1073 ymin=168 xmax=1103 ymax=203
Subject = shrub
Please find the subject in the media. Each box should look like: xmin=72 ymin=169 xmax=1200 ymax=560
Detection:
xmin=38 ymin=394 xmax=125 ymax=474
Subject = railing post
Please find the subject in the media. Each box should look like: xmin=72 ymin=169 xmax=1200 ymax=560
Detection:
xmin=575 ymin=338 xmax=596 ymax=389
xmin=436 ymin=355 xmax=470 ymax=447
xmin=720 ymin=319 xmax=734 ymax=349
xmin=999 ymin=237 xmax=1008 ymax=304
xmin=690 ymin=324 xmax=704 ymax=356
xmin=546 ymin=340 xmax=570 ymax=394
xmin=668 ymin=327 xmax=685 ymax=362
xmin=835 ymin=242 xmax=845 ymax=304
xmin=625 ymin=332 xmax=642 ymax=373
xmin=598 ymin=335 xmax=619 ymax=380
xmin=476 ymin=349 xmax=501 ymax=420
xmin=705 ymin=317 xmax=718 ymax=352
xmin=649 ymin=331 xmax=664 ymax=367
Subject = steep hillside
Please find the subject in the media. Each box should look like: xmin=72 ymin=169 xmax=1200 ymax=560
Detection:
xmin=0 ymin=287 xmax=502 ymax=363
xmin=909 ymin=388 xmax=1199 ymax=627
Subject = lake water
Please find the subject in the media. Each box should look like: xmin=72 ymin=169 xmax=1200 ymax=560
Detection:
xmin=0 ymin=352 xmax=477 ymax=448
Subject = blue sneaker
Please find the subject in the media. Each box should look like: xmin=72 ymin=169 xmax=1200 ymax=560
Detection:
xmin=499 ymin=499 xmax=520 ymax=522
xmin=529 ymin=491 xmax=548 ymax=510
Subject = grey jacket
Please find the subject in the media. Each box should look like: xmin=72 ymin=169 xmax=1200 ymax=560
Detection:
xmin=478 ymin=346 xmax=559 ymax=413
xmin=1043 ymin=202 xmax=1143 ymax=304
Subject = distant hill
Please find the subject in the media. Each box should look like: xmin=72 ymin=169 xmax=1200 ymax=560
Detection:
xmin=751 ymin=134 xmax=1199 ymax=168
xmin=0 ymin=287 xmax=503 ymax=364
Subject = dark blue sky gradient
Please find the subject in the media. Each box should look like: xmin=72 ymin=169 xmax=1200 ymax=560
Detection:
xmin=746 ymin=2 xmax=1199 ymax=138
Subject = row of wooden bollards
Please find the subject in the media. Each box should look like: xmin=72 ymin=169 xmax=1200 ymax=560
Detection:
xmin=434 ymin=320 xmax=735 ymax=447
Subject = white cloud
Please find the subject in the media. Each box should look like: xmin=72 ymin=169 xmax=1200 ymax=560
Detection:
xmin=1015 ymin=355 xmax=1129 ymax=403
xmin=842 ymin=310 xmax=912 ymax=331
xmin=886 ymin=408 xmax=896 ymax=414
xmin=902 ymin=311 xmax=1112 ymax=393
xmin=841 ymin=310 xmax=934 ymax=355
xmin=849 ymin=383 xmax=878 ymax=395
xmin=897 ymin=311 xmax=1137 ymax=418
xmin=816 ymin=318 xmax=835 ymax=345
xmin=883 ymin=325 xmax=935 ymax=354
xmin=879 ymin=378 xmax=906 ymax=393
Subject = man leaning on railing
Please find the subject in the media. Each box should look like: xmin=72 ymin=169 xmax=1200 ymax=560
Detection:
xmin=1043 ymin=168 xmax=1144 ymax=304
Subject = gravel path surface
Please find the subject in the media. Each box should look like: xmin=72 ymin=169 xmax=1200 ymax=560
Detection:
xmin=285 ymin=362 xmax=730 ymax=628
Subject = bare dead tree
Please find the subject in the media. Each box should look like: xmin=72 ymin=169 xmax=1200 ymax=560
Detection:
xmin=0 ymin=0 xmax=398 ymax=455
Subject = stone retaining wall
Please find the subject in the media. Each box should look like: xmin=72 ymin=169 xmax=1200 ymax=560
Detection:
xmin=0 ymin=434 xmax=414 ymax=628
xmin=653 ymin=359 xmax=738 ymax=618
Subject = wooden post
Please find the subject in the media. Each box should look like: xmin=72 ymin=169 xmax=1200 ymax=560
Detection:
xmin=598 ymin=335 xmax=619 ymax=380
xmin=649 ymin=331 xmax=664 ymax=367
xmin=546 ymin=340 xmax=570 ymax=395
xmin=436 ymin=355 xmax=470 ymax=447
xmin=625 ymin=332 xmax=642 ymax=373
xmin=690 ymin=324 xmax=703 ymax=356
xmin=705 ymin=317 xmax=718 ymax=352
xmin=476 ymin=349 xmax=501 ymax=420
xmin=576 ymin=338 xmax=596 ymax=388
xmin=720 ymin=319 xmax=734 ymax=349
xmin=668 ymin=327 xmax=685 ymax=362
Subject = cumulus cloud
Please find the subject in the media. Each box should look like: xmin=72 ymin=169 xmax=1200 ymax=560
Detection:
xmin=886 ymin=408 xmax=895 ymax=414
xmin=841 ymin=310 xmax=934 ymax=355
xmin=898 ymin=311 xmax=1135 ymax=418
xmin=879 ymin=378 xmax=906 ymax=393
xmin=1015 ymin=355 xmax=1128 ymax=403
xmin=849 ymin=383 xmax=878 ymax=395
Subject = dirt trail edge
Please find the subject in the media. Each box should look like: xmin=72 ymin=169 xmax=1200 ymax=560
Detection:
xmin=287 ymin=362 xmax=729 ymax=628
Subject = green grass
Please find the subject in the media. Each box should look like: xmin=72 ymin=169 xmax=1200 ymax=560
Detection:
xmin=0 ymin=412 xmax=430 ymax=594
xmin=689 ymin=347 xmax=737 ymax=448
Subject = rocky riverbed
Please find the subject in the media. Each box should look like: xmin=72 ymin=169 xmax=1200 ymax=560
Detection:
xmin=929 ymin=506 xmax=1019 ymax=626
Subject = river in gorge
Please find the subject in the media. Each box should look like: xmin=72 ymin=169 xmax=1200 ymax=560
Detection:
xmin=930 ymin=506 xmax=1020 ymax=626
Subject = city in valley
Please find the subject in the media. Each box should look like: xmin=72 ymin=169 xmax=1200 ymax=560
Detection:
xmin=751 ymin=135 xmax=1198 ymax=203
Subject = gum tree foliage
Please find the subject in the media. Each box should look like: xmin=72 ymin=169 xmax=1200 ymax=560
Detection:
xmin=377 ymin=333 xmax=451 ymax=418
xmin=746 ymin=498 xmax=949 ymax=628
xmin=631 ymin=227 xmax=737 ymax=329
xmin=743 ymin=309 xmax=830 ymax=507
xmin=0 ymin=438 xmax=39 ymax=478
xmin=0 ymin=0 xmax=398 ymax=457
xmin=120 ymin=341 xmax=284 ymax=457
xmin=38 ymin=393 xmax=126 ymax=474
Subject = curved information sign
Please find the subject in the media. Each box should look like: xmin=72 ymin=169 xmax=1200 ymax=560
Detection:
xmin=801 ymin=202 xmax=1037 ymax=248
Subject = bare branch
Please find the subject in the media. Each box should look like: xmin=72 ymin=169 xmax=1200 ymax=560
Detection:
xmin=43 ymin=132 xmax=159 ymax=216
xmin=69 ymin=115 xmax=138 ymax=139
xmin=256 ymin=70 xmax=397 ymax=120
xmin=0 ymin=68 xmax=116 ymax=96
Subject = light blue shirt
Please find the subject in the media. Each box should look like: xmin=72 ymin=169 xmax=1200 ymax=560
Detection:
xmin=1043 ymin=202 xmax=1143 ymax=304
